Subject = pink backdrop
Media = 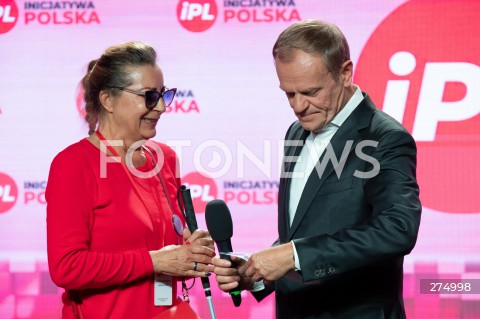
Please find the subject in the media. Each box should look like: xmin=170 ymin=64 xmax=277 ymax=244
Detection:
xmin=0 ymin=0 xmax=479 ymax=318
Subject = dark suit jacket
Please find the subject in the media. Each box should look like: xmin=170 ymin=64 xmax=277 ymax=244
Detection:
xmin=254 ymin=93 xmax=421 ymax=319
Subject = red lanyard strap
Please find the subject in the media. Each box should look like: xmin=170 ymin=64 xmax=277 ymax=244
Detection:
xmin=142 ymin=144 xmax=184 ymax=238
xmin=95 ymin=131 xmax=182 ymax=239
xmin=95 ymin=130 xmax=153 ymax=215
xmin=142 ymin=145 xmax=176 ymax=216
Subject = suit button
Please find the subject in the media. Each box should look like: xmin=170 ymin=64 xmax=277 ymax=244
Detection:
xmin=314 ymin=265 xmax=326 ymax=277
xmin=328 ymin=266 xmax=336 ymax=274
xmin=319 ymin=266 xmax=326 ymax=276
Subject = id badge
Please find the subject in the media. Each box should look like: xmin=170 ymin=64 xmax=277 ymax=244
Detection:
xmin=154 ymin=273 xmax=172 ymax=306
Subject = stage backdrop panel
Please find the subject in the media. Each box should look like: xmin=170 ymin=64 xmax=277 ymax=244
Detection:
xmin=0 ymin=0 xmax=479 ymax=318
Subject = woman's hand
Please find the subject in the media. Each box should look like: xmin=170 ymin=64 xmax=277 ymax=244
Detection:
xmin=183 ymin=227 xmax=215 ymax=251
xmin=149 ymin=228 xmax=215 ymax=277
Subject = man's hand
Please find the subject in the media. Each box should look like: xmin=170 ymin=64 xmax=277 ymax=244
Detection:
xmin=212 ymin=256 xmax=255 ymax=292
xmin=242 ymin=243 xmax=295 ymax=282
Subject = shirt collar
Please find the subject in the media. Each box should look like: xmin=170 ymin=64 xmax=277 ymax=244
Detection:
xmin=329 ymin=85 xmax=363 ymax=128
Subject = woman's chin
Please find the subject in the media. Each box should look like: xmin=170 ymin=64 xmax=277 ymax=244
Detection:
xmin=140 ymin=128 xmax=157 ymax=140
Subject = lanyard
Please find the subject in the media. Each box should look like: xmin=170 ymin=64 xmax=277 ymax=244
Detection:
xmin=142 ymin=146 xmax=178 ymax=219
xmin=142 ymin=145 xmax=184 ymax=239
xmin=95 ymin=131 xmax=182 ymax=242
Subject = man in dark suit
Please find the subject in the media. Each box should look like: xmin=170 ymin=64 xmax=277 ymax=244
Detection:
xmin=212 ymin=19 xmax=421 ymax=319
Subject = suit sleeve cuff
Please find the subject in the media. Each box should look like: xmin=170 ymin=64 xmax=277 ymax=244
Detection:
xmin=249 ymin=280 xmax=265 ymax=292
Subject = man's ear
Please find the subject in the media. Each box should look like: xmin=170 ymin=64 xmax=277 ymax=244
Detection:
xmin=341 ymin=60 xmax=353 ymax=87
xmin=99 ymin=90 xmax=114 ymax=113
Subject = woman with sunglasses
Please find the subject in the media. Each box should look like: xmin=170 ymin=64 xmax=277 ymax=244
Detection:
xmin=46 ymin=41 xmax=214 ymax=319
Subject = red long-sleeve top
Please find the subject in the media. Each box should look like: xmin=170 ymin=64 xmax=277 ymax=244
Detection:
xmin=46 ymin=139 xmax=184 ymax=319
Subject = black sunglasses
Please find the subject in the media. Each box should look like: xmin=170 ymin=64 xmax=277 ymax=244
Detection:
xmin=110 ymin=87 xmax=177 ymax=109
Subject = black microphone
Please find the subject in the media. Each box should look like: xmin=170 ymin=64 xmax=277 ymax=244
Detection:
xmin=181 ymin=186 xmax=199 ymax=231
xmin=205 ymin=199 xmax=242 ymax=307
xmin=179 ymin=186 xmax=217 ymax=319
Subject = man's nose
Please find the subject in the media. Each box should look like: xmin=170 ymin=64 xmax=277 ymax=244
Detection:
xmin=291 ymin=94 xmax=308 ymax=113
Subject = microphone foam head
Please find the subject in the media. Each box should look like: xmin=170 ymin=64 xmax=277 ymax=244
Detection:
xmin=205 ymin=199 xmax=233 ymax=242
